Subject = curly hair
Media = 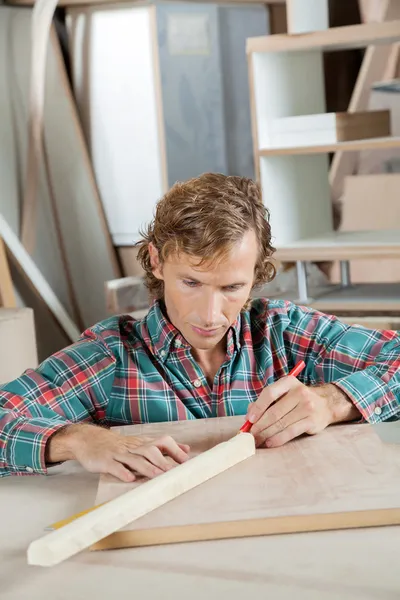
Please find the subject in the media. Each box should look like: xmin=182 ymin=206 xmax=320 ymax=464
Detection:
xmin=135 ymin=173 xmax=276 ymax=300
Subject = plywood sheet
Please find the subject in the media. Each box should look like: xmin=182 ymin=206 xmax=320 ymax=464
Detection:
xmin=4 ymin=6 xmax=119 ymax=329
xmin=95 ymin=416 xmax=400 ymax=541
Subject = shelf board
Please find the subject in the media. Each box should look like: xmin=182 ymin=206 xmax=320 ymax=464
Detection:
xmin=259 ymin=136 xmax=400 ymax=156
xmin=247 ymin=19 xmax=400 ymax=54
xmin=263 ymin=283 xmax=400 ymax=314
xmin=274 ymin=230 xmax=400 ymax=262
xmin=6 ymin=0 xmax=282 ymax=5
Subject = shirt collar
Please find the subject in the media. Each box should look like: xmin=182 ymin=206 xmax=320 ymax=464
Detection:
xmin=145 ymin=300 xmax=241 ymax=362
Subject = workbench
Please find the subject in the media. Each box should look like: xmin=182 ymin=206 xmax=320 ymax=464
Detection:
xmin=1 ymin=424 xmax=399 ymax=600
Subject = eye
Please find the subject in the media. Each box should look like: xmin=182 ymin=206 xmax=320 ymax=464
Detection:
xmin=183 ymin=280 xmax=199 ymax=288
xmin=223 ymin=285 xmax=242 ymax=292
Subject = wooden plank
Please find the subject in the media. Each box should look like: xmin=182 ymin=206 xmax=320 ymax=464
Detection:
xmin=20 ymin=0 xmax=59 ymax=253
xmin=105 ymin=275 xmax=149 ymax=314
xmin=274 ymin=230 xmax=400 ymax=261
xmin=6 ymin=7 xmax=121 ymax=328
xmin=0 ymin=236 xmax=16 ymax=308
xmin=6 ymin=0 xmax=284 ymax=5
xmin=0 ymin=213 xmax=80 ymax=342
xmin=89 ymin=416 xmax=400 ymax=550
xmin=27 ymin=432 xmax=255 ymax=566
xmin=259 ymin=135 xmax=400 ymax=156
xmin=91 ymin=507 xmax=400 ymax=550
xmin=247 ymin=19 xmax=400 ymax=54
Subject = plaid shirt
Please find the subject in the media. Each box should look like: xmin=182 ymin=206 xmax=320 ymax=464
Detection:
xmin=1 ymin=299 xmax=400 ymax=477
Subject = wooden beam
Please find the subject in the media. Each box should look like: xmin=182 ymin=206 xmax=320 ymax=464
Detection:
xmin=247 ymin=19 xmax=400 ymax=54
xmin=91 ymin=507 xmax=400 ymax=550
xmin=0 ymin=214 xmax=80 ymax=342
xmin=0 ymin=236 xmax=16 ymax=308
xmin=6 ymin=0 xmax=285 ymax=6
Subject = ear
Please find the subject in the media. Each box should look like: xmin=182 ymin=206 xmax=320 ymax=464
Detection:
xmin=148 ymin=242 xmax=163 ymax=280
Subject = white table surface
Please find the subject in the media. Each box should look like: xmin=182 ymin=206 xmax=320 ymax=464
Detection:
xmin=1 ymin=460 xmax=400 ymax=600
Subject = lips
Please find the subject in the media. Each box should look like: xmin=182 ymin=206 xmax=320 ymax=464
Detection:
xmin=191 ymin=325 xmax=220 ymax=337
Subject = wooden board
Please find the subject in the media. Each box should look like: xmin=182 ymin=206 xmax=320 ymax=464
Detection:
xmin=6 ymin=0 xmax=283 ymax=5
xmin=0 ymin=237 xmax=16 ymax=308
xmin=259 ymin=135 xmax=400 ymax=156
xmin=92 ymin=416 xmax=400 ymax=550
xmin=4 ymin=7 xmax=120 ymax=329
xmin=274 ymin=229 xmax=400 ymax=262
xmin=247 ymin=19 xmax=400 ymax=54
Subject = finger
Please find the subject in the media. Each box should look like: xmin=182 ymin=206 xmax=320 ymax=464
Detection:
xmin=108 ymin=460 xmax=137 ymax=483
xmin=247 ymin=377 xmax=303 ymax=424
xmin=137 ymin=445 xmax=176 ymax=471
xmin=153 ymin=436 xmax=190 ymax=463
xmin=250 ymin=391 xmax=299 ymax=436
xmin=117 ymin=454 xmax=164 ymax=479
xmin=255 ymin=404 xmax=307 ymax=447
xmin=178 ymin=443 xmax=190 ymax=453
xmin=265 ymin=417 xmax=313 ymax=448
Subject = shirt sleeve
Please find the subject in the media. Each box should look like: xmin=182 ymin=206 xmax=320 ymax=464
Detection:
xmin=283 ymin=302 xmax=400 ymax=423
xmin=0 ymin=329 xmax=116 ymax=477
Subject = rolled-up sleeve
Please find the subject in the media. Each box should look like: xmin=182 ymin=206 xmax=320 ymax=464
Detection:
xmin=0 ymin=331 xmax=116 ymax=477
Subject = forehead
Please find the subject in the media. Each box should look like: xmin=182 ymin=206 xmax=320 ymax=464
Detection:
xmin=165 ymin=230 xmax=258 ymax=280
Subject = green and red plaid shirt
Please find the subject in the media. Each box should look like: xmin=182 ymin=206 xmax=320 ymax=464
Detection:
xmin=1 ymin=298 xmax=400 ymax=477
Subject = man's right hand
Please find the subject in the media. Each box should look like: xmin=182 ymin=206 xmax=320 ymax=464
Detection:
xmin=46 ymin=423 xmax=190 ymax=482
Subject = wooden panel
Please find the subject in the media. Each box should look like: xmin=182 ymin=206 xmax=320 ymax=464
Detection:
xmin=247 ymin=19 xmax=400 ymax=54
xmin=92 ymin=416 xmax=400 ymax=549
xmin=4 ymin=7 xmax=120 ymax=329
xmin=0 ymin=237 xmax=15 ymax=308
xmin=7 ymin=0 xmax=283 ymax=5
xmin=259 ymin=135 xmax=400 ymax=156
xmin=274 ymin=230 xmax=400 ymax=261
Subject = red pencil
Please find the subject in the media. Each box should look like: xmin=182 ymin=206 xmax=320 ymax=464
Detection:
xmin=239 ymin=360 xmax=306 ymax=433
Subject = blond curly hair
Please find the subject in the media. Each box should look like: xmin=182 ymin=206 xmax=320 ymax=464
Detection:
xmin=135 ymin=173 xmax=276 ymax=300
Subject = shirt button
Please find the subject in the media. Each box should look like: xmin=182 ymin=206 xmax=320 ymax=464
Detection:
xmin=175 ymin=340 xmax=182 ymax=348
xmin=193 ymin=379 xmax=201 ymax=388
xmin=26 ymin=466 xmax=34 ymax=473
xmin=374 ymin=406 xmax=382 ymax=416
xmin=160 ymin=350 xmax=166 ymax=357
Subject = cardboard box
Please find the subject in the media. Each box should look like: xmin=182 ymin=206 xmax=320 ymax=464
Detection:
xmin=0 ymin=308 xmax=38 ymax=384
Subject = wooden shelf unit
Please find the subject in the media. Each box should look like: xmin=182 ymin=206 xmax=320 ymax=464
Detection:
xmin=247 ymin=16 xmax=400 ymax=293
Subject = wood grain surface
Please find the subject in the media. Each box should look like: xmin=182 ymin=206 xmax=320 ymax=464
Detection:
xmin=93 ymin=416 xmax=400 ymax=548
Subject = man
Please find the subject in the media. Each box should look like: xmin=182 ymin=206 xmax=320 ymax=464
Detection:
xmin=1 ymin=173 xmax=399 ymax=481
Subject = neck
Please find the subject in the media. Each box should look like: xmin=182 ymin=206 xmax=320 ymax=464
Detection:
xmin=191 ymin=337 xmax=227 ymax=386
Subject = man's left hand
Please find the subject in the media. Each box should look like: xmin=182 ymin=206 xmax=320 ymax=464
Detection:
xmin=246 ymin=376 xmax=360 ymax=448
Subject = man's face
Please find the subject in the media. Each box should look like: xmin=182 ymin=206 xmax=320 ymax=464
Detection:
xmin=150 ymin=230 xmax=258 ymax=351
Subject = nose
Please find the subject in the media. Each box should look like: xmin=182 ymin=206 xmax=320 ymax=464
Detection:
xmin=199 ymin=289 xmax=221 ymax=327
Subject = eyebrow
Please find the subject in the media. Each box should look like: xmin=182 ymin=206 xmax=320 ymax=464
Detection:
xmin=178 ymin=273 xmax=247 ymax=287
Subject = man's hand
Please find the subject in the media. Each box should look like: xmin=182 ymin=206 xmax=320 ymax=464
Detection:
xmin=46 ymin=423 xmax=190 ymax=482
xmin=245 ymin=376 xmax=360 ymax=448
